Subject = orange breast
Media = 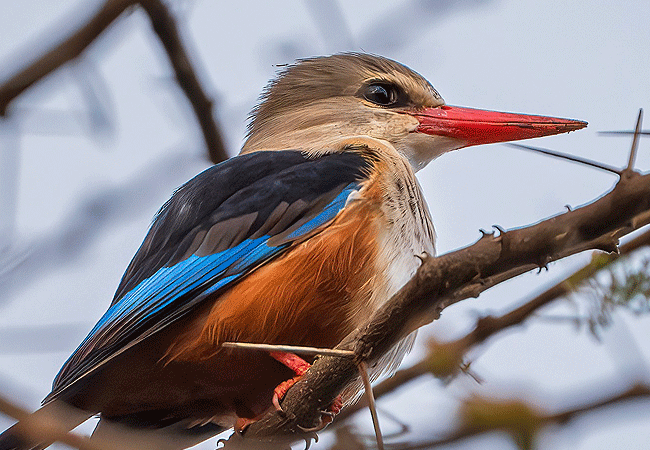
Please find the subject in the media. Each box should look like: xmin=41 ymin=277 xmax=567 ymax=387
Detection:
xmin=166 ymin=193 xmax=385 ymax=362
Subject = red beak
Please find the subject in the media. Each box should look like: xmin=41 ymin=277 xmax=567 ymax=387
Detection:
xmin=412 ymin=105 xmax=587 ymax=147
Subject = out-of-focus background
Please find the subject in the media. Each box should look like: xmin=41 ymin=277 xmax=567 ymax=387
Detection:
xmin=1 ymin=1 xmax=649 ymax=449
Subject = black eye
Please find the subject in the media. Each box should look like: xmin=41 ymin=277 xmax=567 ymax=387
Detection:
xmin=363 ymin=83 xmax=399 ymax=106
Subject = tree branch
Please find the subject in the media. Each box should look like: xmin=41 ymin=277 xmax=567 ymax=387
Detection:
xmin=336 ymin=227 xmax=650 ymax=422
xmin=233 ymin=169 xmax=650 ymax=444
xmin=0 ymin=0 xmax=227 ymax=163
xmin=0 ymin=0 xmax=136 ymax=116
xmin=138 ymin=0 xmax=228 ymax=163
xmin=399 ymin=383 xmax=650 ymax=449
xmin=0 ymin=395 xmax=102 ymax=450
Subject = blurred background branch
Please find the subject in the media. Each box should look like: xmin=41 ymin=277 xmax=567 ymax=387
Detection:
xmin=0 ymin=0 xmax=227 ymax=163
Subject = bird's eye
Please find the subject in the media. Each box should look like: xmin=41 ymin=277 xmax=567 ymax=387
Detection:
xmin=363 ymin=83 xmax=399 ymax=106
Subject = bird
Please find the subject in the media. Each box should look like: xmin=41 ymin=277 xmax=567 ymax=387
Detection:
xmin=0 ymin=53 xmax=586 ymax=450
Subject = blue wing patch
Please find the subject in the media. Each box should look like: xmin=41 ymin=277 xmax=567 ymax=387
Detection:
xmin=47 ymin=151 xmax=370 ymax=402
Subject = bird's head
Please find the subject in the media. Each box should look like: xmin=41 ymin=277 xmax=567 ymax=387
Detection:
xmin=241 ymin=53 xmax=586 ymax=171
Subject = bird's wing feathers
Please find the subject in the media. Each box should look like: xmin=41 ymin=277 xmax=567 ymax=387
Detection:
xmin=46 ymin=150 xmax=370 ymax=403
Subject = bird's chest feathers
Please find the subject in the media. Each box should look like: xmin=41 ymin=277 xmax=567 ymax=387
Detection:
xmin=365 ymin=165 xmax=436 ymax=311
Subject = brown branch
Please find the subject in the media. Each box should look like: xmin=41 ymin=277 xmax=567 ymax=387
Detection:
xmin=337 ymin=226 xmax=650 ymax=422
xmin=0 ymin=0 xmax=136 ymax=116
xmin=0 ymin=0 xmax=227 ymax=163
xmin=0 ymin=395 xmax=102 ymax=450
xmin=451 ymin=226 xmax=650 ymax=351
xmin=399 ymin=383 xmax=650 ymax=449
xmin=138 ymin=0 xmax=228 ymax=163
xmin=232 ymin=169 xmax=650 ymax=444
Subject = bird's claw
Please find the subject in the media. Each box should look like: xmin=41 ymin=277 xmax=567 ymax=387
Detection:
xmin=297 ymin=415 xmax=332 ymax=433
xmin=272 ymin=375 xmax=303 ymax=411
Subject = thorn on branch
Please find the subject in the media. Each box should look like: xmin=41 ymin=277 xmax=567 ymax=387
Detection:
xmin=506 ymin=143 xmax=623 ymax=176
xmin=471 ymin=267 xmax=485 ymax=283
xmin=536 ymin=255 xmax=553 ymax=273
xmin=492 ymin=224 xmax=507 ymax=235
xmin=593 ymin=239 xmax=620 ymax=254
xmin=479 ymin=228 xmax=494 ymax=239
xmin=493 ymin=224 xmax=512 ymax=256
xmin=462 ymin=283 xmax=484 ymax=300
xmin=626 ymin=108 xmax=643 ymax=172
xmin=459 ymin=361 xmax=483 ymax=384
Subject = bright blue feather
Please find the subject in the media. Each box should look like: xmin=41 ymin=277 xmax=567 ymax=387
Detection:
xmin=72 ymin=183 xmax=359 ymax=357
xmin=48 ymin=150 xmax=372 ymax=402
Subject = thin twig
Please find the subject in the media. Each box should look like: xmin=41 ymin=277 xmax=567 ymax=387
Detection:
xmin=599 ymin=131 xmax=650 ymax=136
xmin=505 ymin=143 xmax=622 ymax=175
xmin=358 ymin=362 xmax=384 ymax=450
xmin=221 ymin=342 xmax=355 ymax=358
xmin=627 ymin=108 xmax=644 ymax=171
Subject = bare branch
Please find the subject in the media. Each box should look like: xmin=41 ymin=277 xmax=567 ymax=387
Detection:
xmin=0 ymin=0 xmax=136 ymax=116
xmin=0 ymin=395 xmax=101 ymax=450
xmin=0 ymin=0 xmax=228 ymax=163
xmin=451 ymin=227 xmax=650 ymax=350
xmin=399 ymin=383 xmax=650 ymax=449
xmin=337 ymin=227 xmax=650 ymax=422
xmin=139 ymin=0 xmax=228 ymax=163
xmin=234 ymin=168 xmax=650 ymax=444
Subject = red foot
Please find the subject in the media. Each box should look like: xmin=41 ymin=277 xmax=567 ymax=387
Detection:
xmin=272 ymin=374 xmax=302 ymax=410
xmin=270 ymin=351 xmax=311 ymax=375
xmin=270 ymin=351 xmax=343 ymax=429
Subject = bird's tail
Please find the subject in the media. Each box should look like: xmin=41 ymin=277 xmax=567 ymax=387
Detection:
xmin=0 ymin=400 xmax=90 ymax=450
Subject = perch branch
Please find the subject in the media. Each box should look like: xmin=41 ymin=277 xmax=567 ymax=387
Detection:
xmin=233 ymin=168 xmax=650 ymax=444
xmin=337 ymin=226 xmax=650 ymax=421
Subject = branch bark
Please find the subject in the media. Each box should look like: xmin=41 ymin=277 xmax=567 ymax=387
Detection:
xmin=234 ymin=170 xmax=650 ymax=444
xmin=337 ymin=227 xmax=650 ymax=422
xmin=0 ymin=0 xmax=228 ymax=163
